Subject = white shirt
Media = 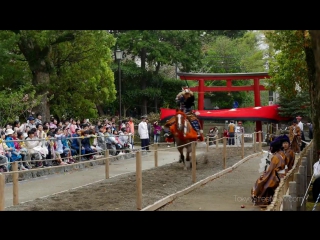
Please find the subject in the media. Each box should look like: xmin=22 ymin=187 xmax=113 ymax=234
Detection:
xmin=235 ymin=126 xmax=244 ymax=133
xmin=138 ymin=121 xmax=149 ymax=139
xmin=298 ymin=121 xmax=303 ymax=132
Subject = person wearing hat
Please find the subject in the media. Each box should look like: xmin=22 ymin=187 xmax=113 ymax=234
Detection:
xmin=176 ymin=87 xmax=195 ymax=113
xmin=174 ymin=87 xmax=203 ymax=140
xmin=26 ymin=116 xmax=37 ymax=129
xmin=289 ymin=119 xmax=301 ymax=154
xmin=4 ymin=129 xmax=23 ymax=170
xmin=138 ymin=115 xmax=149 ymax=151
xmin=251 ymin=138 xmax=287 ymax=205
xmin=0 ymin=131 xmax=9 ymax=172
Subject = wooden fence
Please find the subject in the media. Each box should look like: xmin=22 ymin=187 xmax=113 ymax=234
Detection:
xmin=0 ymin=131 xmax=263 ymax=211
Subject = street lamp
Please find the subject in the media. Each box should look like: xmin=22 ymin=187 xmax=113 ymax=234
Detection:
xmin=115 ymin=49 xmax=124 ymax=119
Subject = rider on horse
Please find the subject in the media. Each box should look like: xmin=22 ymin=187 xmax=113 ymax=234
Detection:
xmin=174 ymin=87 xmax=204 ymax=141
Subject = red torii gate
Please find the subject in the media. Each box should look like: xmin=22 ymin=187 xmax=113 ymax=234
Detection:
xmin=177 ymin=72 xmax=270 ymax=141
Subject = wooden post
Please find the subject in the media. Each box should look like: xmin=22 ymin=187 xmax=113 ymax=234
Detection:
xmin=154 ymin=143 xmax=158 ymax=167
xmin=0 ymin=173 xmax=4 ymax=211
xmin=216 ymin=136 xmax=218 ymax=149
xmin=253 ymin=132 xmax=256 ymax=152
xmin=259 ymin=131 xmax=262 ymax=151
xmin=105 ymin=149 xmax=109 ymax=179
xmin=192 ymin=141 xmax=196 ymax=183
xmin=289 ymin=181 xmax=297 ymax=211
xmin=223 ymin=137 xmax=226 ymax=169
xmin=294 ymin=173 xmax=301 ymax=211
xmin=12 ymin=161 xmax=19 ymax=205
xmin=282 ymin=195 xmax=292 ymax=211
xmin=206 ymin=136 xmax=209 ymax=152
xmin=301 ymin=159 xmax=307 ymax=195
xmin=306 ymin=150 xmax=312 ymax=184
xmin=136 ymin=151 xmax=142 ymax=210
xmin=298 ymin=166 xmax=306 ymax=211
xmin=241 ymin=133 xmax=244 ymax=159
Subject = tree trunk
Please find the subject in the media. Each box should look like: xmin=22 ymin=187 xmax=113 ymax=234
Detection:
xmin=309 ymin=30 xmax=320 ymax=164
xmin=140 ymin=47 xmax=148 ymax=115
xmin=32 ymin=71 xmax=51 ymax=122
xmin=96 ymin=104 xmax=105 ymax=116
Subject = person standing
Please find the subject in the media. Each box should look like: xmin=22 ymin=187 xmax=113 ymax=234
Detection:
xmin=228 ymin=120 xmax=235 ymax=145
xmin=296 ymin=116 xmax=305 ymax=151
xmin=288 ymin=119 xmax=301 ymax=154
xmin=145 ymin=118 xmax=152 ymax=144
xmin=281 ymin=135 xmax=295 ymax=172
xmin=138 ymin=116 xmax=149 ymax=151
xmin=128 ymin=117 xmax=135 ymax=149
xmin=235 ymin=121 xmax=244 ymax=146
xmin=153 ymin=121 xmax=162 ymax=144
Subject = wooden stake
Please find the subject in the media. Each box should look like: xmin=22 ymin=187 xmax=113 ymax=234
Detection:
xmin=154 ymin=143 xmax=158 ymax=167
xmin=12 ymin=161 xmax=19 ymax=205
xmin=105 ymin=149 xmax=109 ymax=179
xmin=223 ymin=137 xmax=226 ymax=169
xmin=0 ymin=173 xmax=5 ymax=211
xmin=136 ymin=151 xmax=142 ymax=210
xmin=192 ymin=141 xmax=196 ymax=183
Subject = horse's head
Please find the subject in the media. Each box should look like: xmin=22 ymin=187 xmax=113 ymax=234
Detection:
xmin=175 ymin=109 xmax=187 ymax=131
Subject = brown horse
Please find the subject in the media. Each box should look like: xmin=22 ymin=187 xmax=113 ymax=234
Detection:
xmin=165 ymin=109 xmax=198 ymax=170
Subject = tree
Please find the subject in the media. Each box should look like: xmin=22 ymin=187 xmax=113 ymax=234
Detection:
xmin=114 ymin=30 xmax=203 ymax=115
xmin=0 ymin=86 xmax=43 ymax=127
xmin=2 ymin=30 xmax=116 ymax=122
xmin=264 ymin=30 xmax=319 ymax=164
xmin=195 ymin=31 xmax=267 ymax=109
xmin=309 ymin=30 xmax=320 ymax=163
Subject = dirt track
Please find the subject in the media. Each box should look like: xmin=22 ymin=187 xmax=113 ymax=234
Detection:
xmin=4 ymin=146 xmax=262 ymax=211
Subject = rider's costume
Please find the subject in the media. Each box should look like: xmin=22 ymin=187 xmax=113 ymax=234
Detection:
xmin=175 ymin=87 xmax=203 ymax=139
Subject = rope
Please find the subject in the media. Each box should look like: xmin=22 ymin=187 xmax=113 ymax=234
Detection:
xmin=301 ymin=172 xmax=315 ymax=206
xmin=312 ymin=192 xmax=320 ymax=211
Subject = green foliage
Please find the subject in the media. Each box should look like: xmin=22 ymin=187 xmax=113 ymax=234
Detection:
xmin=195 ymin=31 xmax=267 ymax=109
xmin=0 ymin=30 xmax=117 ymax=122
xmin=0 ymin=86 xmax=43 ymax=126
xmin=277 ymin=91 xmax=311 ymax=118
xmin=263 ymin=30 xmax=310 ymax=98
xmin=116 ymin=30 xmax=203 ymax=72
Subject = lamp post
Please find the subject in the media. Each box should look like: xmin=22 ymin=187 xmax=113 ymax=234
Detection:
xmin=115 ymin=49 xmax=124 ymax=119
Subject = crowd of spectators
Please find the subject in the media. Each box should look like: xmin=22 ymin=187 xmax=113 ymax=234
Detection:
xmin=0 ymin=114 xmax=136 ymax=172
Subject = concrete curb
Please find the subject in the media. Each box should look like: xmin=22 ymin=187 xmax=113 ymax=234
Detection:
xmin=141 ymin=151 xmax=263 ymax=211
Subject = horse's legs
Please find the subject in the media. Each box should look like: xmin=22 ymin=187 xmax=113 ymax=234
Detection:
xmin=178 ymin=146 xmax=189 ymax=170
xmin=185 ymin=145 xmax=192 ymax=169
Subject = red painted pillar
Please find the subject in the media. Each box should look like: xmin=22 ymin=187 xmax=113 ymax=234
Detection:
xmin=198 ymin=79 xmax=205 ymax=130
xmin=198 ymin=79 xmax=204 ymax=110
xmin=254 ymin=78 xmax=262 ymax=142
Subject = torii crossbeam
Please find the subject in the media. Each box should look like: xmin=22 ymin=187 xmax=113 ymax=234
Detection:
xmin=177 ymin=72 xmax=271 ymax=142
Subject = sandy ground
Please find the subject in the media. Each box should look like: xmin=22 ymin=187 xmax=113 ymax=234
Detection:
xmin=4 ymin=146 xmax=263 ymax=211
